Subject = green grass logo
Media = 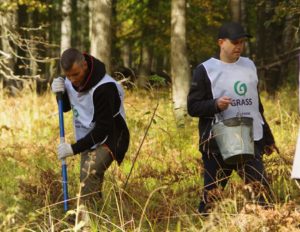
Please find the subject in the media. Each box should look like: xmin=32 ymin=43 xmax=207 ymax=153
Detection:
xmin=71 ymin=104 xmax=79 ymax=118
xmin=234 ymin=81 xmax=247 ymax=96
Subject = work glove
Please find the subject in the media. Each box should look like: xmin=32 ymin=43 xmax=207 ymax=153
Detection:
xmin=58 ymin=143 xmax=74 ymax=160
xmin=51 ymin=76 xmax=65 ymax=93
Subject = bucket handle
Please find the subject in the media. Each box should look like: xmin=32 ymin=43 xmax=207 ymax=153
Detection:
xmin=210 ymin=113 xmax=224 ymax=140
xmin=213 ymin=113 xmax=224 ymax=124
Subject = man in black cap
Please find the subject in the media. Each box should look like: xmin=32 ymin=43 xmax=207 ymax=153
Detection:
xmin=187 ymin=22 xmax=278 ymax=214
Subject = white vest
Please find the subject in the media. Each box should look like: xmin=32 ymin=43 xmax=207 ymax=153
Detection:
xmin=203 ymin=57 xmax=264 ymax=140
xmin=65 ymin=74 xmax=126 ymax=146
xmin=291 ymin=128 xmax=300 ymax=179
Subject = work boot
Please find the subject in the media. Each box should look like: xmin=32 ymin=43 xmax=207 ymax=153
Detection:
xmin=198 ymin=201 xmax=212 ymax=216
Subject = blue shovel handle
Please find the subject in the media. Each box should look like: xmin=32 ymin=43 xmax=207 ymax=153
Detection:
xmin=57 ymin=92 xmax=69 ymax=211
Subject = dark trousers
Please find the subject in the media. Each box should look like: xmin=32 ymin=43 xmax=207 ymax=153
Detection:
xmin=200 ymin=140 xmax=271 ymax=212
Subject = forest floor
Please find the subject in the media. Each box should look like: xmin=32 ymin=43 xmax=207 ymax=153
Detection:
xmin=0 ymin=88 xmax=300 ymax=231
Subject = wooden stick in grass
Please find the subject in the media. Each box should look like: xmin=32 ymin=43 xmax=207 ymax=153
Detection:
xmin=123 ymin=102 xmax=159 ymax=190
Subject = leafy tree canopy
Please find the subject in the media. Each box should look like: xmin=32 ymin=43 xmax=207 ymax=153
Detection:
xmin=0 ymin=0 xmax=49 ymax=12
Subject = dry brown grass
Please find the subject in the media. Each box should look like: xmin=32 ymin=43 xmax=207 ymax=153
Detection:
xmin=0 ymin=89 xmax=299 ymax=231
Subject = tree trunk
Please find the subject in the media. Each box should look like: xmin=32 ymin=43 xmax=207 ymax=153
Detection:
xmin=0 ymin=11 xmax=16 ymax=78
xmin=29 ymin=11 xmax=39 ymax=92
xmin=89 ymin=0 xmax=112 ymax=74
xmin=299 ymin=55 xmax=300 ymax=115
xmin=137 ymin=44 xmax=152 ymax=88
xmin=72 ymin=0 xmax=89 ymax=51
xmin=240 ymin=0 xmax=250 ymax=55
xmin=121 ymin=41 xmax=131 ymax=68
xmin=256 ymin=0 xmax=284 ymax=94
xmin=230 ymin=0 xmax=241 ymax=22
xmin=171 ymin=0 xmax=190 ymax=126
xmin=60 ymin=0 xmax=72 ymax=53
xmin=0 ymin=10 xmax=19 ymax=95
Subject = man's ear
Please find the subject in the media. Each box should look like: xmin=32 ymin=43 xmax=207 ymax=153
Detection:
xmin=218 ymin=39 xmax=224 ymax=46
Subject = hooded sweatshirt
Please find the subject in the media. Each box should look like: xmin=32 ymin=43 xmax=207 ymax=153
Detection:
xmin=61 ymin=54 xmax=129 ymax=164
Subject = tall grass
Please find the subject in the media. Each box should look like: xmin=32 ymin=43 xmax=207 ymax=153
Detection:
xmin=0 ymin=88 xmax=299 ymax=231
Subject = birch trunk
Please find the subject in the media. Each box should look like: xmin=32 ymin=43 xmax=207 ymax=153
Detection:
xmin=89 ymin=0 xmax=112 ymax=74
xmin=0 ymin=11 xmax=16 ymax=77
xmin=60 ymin=0 xmax=72 ymax=53
xmin=171 ymin=0 xmax=190 ymax=126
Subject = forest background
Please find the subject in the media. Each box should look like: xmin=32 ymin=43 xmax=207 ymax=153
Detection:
xmin=0 ymin=0 xmax=300 ymax=231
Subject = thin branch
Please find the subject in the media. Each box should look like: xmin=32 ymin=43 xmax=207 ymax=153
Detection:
xmin=123 ymin=102 xmax=159 ymax=190
xmin=257 ymin=47 xmax=300 ymax=70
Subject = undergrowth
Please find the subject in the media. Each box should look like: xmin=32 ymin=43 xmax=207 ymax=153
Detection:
xmin=0 ymin=88 xmax=299 ymax=231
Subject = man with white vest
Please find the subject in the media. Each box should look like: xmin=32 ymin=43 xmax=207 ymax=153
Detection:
xmin=187 ymin=22 xmax=278 ymax=214
xmin=51 ymin=48 xmax=130 ymax=205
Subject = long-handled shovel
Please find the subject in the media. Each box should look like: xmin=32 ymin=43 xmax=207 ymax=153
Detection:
xmin=57 ymin=92 xmax=69 ymax=211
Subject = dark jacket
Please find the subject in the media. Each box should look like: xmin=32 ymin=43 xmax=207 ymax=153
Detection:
xmin=187 ymin=58 xmax=275 ymax=154
xmin=61 ymin=54 xmax=129 ymax=164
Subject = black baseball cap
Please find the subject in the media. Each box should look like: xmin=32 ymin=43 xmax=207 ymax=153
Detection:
xmin=218 ymin=22 xmax=252 ymax=40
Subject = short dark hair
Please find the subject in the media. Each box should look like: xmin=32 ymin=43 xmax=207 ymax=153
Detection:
xmin=60 ymin=48 xmax=85 ymax=71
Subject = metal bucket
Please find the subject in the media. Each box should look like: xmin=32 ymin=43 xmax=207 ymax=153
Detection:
xmin=212 ymin=117 xmax=254 ymax=164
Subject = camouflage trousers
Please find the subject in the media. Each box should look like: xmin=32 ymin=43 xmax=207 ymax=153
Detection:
xmin=80 ymin=145 xmax=113 ymax=203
